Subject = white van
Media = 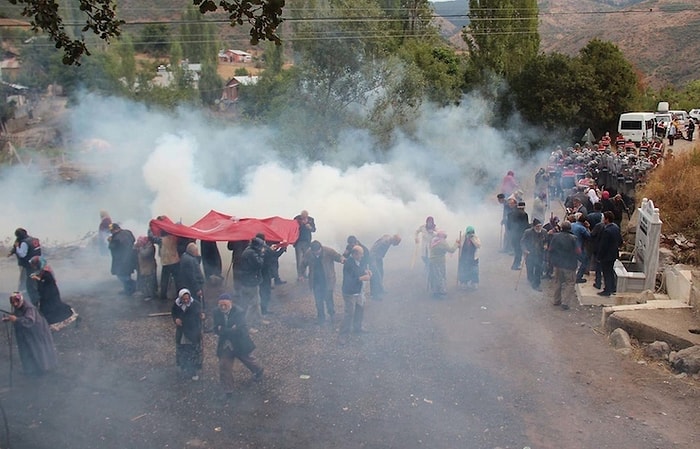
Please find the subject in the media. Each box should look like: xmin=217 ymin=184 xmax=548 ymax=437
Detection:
xmin=618 ymin=112 xmax=656 ymax=144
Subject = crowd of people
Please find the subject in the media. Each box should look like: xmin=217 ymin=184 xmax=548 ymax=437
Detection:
xmin=89 ymin=210 xmax=403 ymax=385
xmin=5 ymin=152 xmax=633 ymax=395
xmin=498 ymin=164 xmax=625 ymax=310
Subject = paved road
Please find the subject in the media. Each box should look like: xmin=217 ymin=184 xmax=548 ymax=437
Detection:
xmin=0 ymin=236 xmax=697 ymax=449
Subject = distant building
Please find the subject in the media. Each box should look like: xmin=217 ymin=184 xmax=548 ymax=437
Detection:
xmin=152 ymin=61 xmax=202 ymax=88
xmin=221 ymin=75 xmax=259 ymax=102
xmin=218 ymin=49 xmax=253 ymax=63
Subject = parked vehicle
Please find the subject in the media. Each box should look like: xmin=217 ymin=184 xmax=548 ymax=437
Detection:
xmin=689 ymin=108 xmax=700 ymax=122
xmin=654 ymin=112 xmax=673 ymax=137
xmin=670 ymin=110 xmax=688 ymax=126
xmin=618 ymin=112 xmax=656 ymax=144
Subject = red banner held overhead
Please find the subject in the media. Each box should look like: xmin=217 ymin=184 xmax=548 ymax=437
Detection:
xmin=149 ymin=210 xmax=299 ymax=244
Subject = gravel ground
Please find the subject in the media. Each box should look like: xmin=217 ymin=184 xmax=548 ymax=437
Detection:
xmin=0 ymin=236 xmax=698 ymax=449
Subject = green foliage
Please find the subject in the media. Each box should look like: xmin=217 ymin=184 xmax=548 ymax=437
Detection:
xmin=238 ymin=66 xmax=298 ymax=120
xmin=575 ymin=39 xmax=639 ymax=133
xmin=511 ymin=39 xmax=642 ymax=139
xmin=511 ymin=52 xmax=591 ymax=132
xmin=15 ymin=37 xmax=56 ymax=89
xmin=234 ymin=67 xmax=250 ymax=76
xmin=366 ymin=56 xmax=425 ymax=147
xmin=9 ymin=0 xmax=286 ymax=65
xmin=48 ymin=52 xmax=122 ymax=103
xmin=463 ymin=0 xmax=540 ymax=82
xmin=114 ymin=34 xmax=137 ymax=91
xmin=199 ymin=59 xmax=223 ymax=105
xmin=181 ymin=5 xmax=220 ymax=64
xmin=136 ymin=24 xmax=171 ymax=57
xmin=398 ymin=39 xmax=465 ymax=105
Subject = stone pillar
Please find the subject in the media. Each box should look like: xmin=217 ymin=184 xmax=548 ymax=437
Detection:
xmin=635 ymin=198 xmax=662 ymax=291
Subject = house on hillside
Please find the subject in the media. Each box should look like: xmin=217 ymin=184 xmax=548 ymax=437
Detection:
xmin=218 ymin=49 xmax=253 ymax=63
xmin=220 ymin=75 xmax=259 ymax=110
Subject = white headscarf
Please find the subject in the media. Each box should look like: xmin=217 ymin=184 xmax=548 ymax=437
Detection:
xmin=175 ymin=288 xmax=192 ymax=311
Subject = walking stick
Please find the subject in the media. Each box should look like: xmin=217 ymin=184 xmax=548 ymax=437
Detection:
xmin=4 ymin=321 xmax=13 ymax=388
xmin=514 ymin=262 xmax=525 ymax=291
xmin=457 ymin=231 xmax=462 ymax=286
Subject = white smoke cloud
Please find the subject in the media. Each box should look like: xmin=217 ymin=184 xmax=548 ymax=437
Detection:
xmin=1 ymin=92 xmax=541 ymax=255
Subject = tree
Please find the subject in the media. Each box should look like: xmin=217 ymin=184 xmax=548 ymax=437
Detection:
xmin=114 ymin=34 xmax=136 ymax=91
xmin=198 ymin=59 xmax=223 ymax=105
xmin=397 ymin=39 xmax=464 ymax=105
xmin=9 ymin=0 xmax=286 ymax=65
xmin=137 ymin=24 xmax=171 ymax=57
xmin=575 ymin=39 xmax=640 ymax=134
xmin=510 ymin=52 xmax=594 ymax=133
xmin=463 ymin=0 xmax=539 ymax=81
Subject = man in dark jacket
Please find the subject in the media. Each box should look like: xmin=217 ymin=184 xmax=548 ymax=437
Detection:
xmin=179 ymin=242 xmax=205 ymax=305
xmin=293 ymin=210 xmax=316 ymax=281
xmin=508 ymin=202 xmax=529 ymax=270
xmin=520 ymin=219 xmax=546 ymax=291
xmin=597 ymin=211 xmax=623 ymax=297
xmin=213 ymin=294 xmax=263 ymax=397
xmin=340 ymin=246 xmax=371 ymax=343
xmin=256 ymin=233 xmax=286 ymax=315
xmin=548 ymin=221 xmax=580 ymax=310
xmin=234 ymin=238 xmax=264 ymax=327
xmin=108 ymin=223 xmax=136 ymax=295
xmin=301 ymin=240 xmax=344 ymax=324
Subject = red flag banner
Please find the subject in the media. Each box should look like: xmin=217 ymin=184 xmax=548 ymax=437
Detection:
xmin=149 ymin=210 xmax=299 ymax=244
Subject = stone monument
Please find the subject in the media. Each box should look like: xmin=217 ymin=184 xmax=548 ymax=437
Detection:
xmin=615 ymin=198 xmax=662 ymax=292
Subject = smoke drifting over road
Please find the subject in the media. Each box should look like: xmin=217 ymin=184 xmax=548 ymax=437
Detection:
xmin=2 ymin=93 xmax=541 ymax=249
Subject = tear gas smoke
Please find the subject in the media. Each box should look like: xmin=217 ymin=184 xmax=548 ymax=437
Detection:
xmin=1 ymin=93 xmax=544 ymax=253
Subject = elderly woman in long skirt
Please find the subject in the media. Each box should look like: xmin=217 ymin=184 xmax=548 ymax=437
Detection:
xmin=2 ymin=292 xmax=58 ymax=375
xmin=171 ymin=289 xmax=204 ymax=380
xmin=458 ymin=226 xmax=481 ymax=290
xmin=428 ymin=231 xmax=458 ymax=298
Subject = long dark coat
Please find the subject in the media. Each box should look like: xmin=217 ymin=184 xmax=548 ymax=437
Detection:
xmin=34 ymin=269 xmax=73 ymax=325
xmin=12 ymin=300 xmax=58 ymax=374
xmin=109 ymin=229 xmax=136 ymax=277
xmin=178 ymin=252 xmax=205 ymax=296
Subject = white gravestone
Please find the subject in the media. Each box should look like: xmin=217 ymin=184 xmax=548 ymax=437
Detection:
xmin=635 ymin=198 xmax=662 ymax=291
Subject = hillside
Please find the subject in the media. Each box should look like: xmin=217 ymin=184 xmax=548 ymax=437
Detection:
xmin=1 ymin=0 xmax=697 ymax=87
xmin=433 ymin=0 xmax=700 ymax=88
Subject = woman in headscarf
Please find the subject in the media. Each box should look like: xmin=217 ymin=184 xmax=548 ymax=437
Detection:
xmin=414 ymin=216 xmax=437 ymax=269
xmin=29 ymin=256 xmax=76 ymax=327
xmin=428 ymin=230 xmax=458 ymax=297
xmin=135 ymin=236 xmax=158 ymax=301
xmin=171 ymin=288 xmax=204 ymax=381
xmin=457 ymin=226 xmax=481 ymax=290
xmin=2 ymin=292 xmax=58 ymax=375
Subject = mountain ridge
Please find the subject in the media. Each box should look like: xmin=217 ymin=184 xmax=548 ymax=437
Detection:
xmin=432 ymin=0 xmax=699 ymax=88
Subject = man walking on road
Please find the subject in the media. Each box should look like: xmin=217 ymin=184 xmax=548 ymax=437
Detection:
xmin=547 ymin=221 xmax=580 ymax=310
xmin=596 ymin=211 xmax=623 ymax=297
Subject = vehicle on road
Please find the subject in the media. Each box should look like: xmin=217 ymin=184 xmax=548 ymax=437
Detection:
xmin=690 ymin=108 xmax=700 ymax=122
xmin=618 ymin=112 xmax=656 ymax=144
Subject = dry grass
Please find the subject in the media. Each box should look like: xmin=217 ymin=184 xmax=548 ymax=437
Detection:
xmin=638 ymin=143 xmax=700 ymax=262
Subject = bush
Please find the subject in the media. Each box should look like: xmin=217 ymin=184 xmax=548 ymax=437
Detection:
xmin=638 ymin=144 xmax=700 ymax=261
